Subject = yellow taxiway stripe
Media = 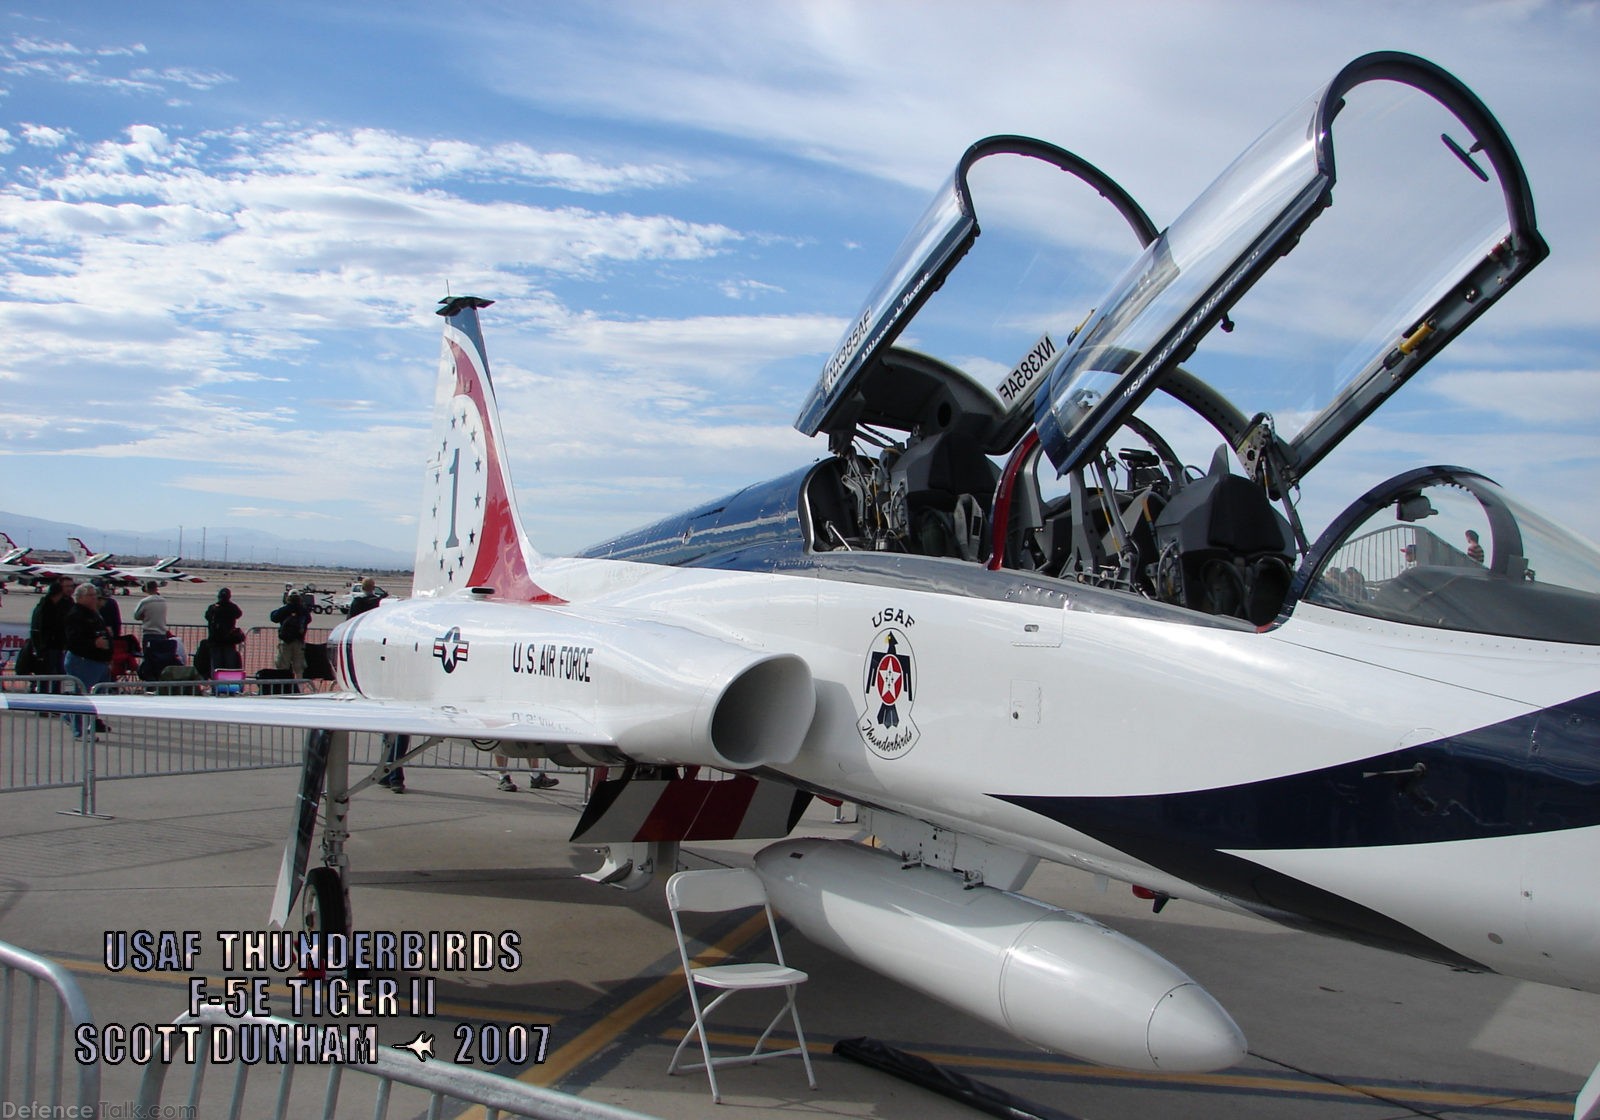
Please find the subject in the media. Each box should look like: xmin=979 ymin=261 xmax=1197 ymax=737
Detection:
xmin=678 ymin=1028 xmax=1574 ymax=1117
xmin=448 ymin=911 xmax=767 ymax=1120
xmin=56 ymin=943 xmax=1568 ymax=1117
xmin=522 ymin=911 xmax=765 ymax=1087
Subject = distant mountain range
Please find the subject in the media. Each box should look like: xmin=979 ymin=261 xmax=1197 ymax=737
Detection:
xmin=0 ymin=509 xmax=411 ymax=571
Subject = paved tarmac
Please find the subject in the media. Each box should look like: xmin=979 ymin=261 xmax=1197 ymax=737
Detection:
xmin=0 ymin=747 xmax=1594 ymax=1119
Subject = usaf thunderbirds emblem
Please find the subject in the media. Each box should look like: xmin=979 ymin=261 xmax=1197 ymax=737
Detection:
xmin=859 ymin=628 xmax=919 ymax=758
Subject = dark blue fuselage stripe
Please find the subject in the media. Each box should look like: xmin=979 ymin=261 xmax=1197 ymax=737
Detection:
xmin=998 ymin=691 xmax=1600 ymax=966
xmin=335 ymin=614 xmax=364 ymax=695
xmin=1003 ymin=690 xmax=1600 ymax=853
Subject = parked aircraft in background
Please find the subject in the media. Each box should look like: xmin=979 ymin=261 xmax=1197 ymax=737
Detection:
xmin=7 ymin=52 xmax=1598 ymax=1116
xmin=66 ymin=536 xmax=114 ymax=569
xmin=14 ymin=545 xmax=137 ymax=589
xmin=63 ymin=536 xmax=204 ymax=590
xmin=106 ymin=556 xmax=205 ymax=587
xmin=0 ymin=533 xmax=43 ymax=587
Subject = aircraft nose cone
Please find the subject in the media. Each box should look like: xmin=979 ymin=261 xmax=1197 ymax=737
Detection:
xmin=1146 ymin=983 xmax=1247 ymax=1071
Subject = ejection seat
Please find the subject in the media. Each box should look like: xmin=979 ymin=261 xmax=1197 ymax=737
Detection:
xmin=1153 ymin=446 xmax=1295 ymax=625
xmin=895 ymin=431 xmax=1000 ymax=561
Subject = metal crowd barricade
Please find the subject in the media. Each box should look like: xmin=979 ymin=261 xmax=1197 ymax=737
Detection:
xmin=164 ymin=624 xmax=338 ymax=687
xmin=2 ymin=675 xmax=567 ymax=813
xmin=0 ymin=938 xmax=101 ymax=1112
xmin=138 ymin=1007 xmax=660 ymax=1120
xmin=87 ymin=678 xmax=504 ymax=774
xmin=0 ymin=675 xmax=97 ymax=812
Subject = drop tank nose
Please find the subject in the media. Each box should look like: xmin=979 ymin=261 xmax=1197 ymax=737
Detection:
xmin=1147 ymin=982 xmax=1248 ymax=1070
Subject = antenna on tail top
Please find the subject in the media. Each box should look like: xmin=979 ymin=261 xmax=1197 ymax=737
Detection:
xmin=438 ymin=295 xmax=494 ymax=317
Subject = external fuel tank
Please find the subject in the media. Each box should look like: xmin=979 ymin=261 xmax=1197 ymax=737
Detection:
xmin=754 ymin=839 xmax=1244 ymax=1072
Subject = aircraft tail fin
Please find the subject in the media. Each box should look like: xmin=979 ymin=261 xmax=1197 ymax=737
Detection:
xmin=67 ymin=537 xmax=93 ymax=564
xmin=413 ymin=296 xmax=558 ymax=602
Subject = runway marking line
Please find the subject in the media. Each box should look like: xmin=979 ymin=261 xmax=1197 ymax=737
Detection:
xmin=27 ymin=947 xmax=1578 ymax=1116
xmin=437 ymin=910 xmax=769 ymax=1120
xmin=653 ymin=1028 xmax=1574 ymax=1117
xmin=524 ymin=910 xmax=765 ymax=1086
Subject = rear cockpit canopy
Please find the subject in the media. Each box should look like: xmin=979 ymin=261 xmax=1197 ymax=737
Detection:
xmin=1033 ymin=51 xmax=1547 ymax=490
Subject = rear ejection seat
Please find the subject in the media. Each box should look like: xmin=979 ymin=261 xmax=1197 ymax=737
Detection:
xmin=1153 ymin=446 xmax=1295 ymax=625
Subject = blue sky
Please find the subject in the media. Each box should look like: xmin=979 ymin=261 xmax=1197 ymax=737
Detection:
xmin=2 ymin=1 xmax=1597 ymax=564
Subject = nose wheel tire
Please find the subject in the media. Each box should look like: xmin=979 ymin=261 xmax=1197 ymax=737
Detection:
xmin=301 ymin=865 xmax=348 ymax=971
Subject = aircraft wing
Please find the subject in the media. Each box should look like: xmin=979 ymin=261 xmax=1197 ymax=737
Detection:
xmin=0 ymin=690 xmax=611 ymax=748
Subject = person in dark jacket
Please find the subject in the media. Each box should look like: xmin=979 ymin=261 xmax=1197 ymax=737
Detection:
xmin=269 ymin=593 xmax=313 ymax=679
xmin=347 ymin=577 xmax=386 ymax=617
xmin=205 ymin=587 xmax=245 ymax=673
xmin=28 ymin=576 xmax=74 ymax=693
xmin=95 ymin=578 xmax=122 ymax=637
xmin=63 ymin=583 xmax=113 ymax=735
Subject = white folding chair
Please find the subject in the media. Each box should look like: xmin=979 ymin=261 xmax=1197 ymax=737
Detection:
xmin=665 ymin=867 xmax=818 ymax=1103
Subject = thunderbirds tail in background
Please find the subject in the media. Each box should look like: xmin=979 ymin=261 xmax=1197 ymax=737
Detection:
xmin=0 ymin=532 xmax=42 ymax=586
xmin=63 ymin=536 xmax=203 ymax=588
xmin=66 ymin=536 xmax=113 ymax=569
xmin=109 ymin=556 xmax=205 ymax=586
xmin=5 ymin=51 xmax=1599 ymax=1118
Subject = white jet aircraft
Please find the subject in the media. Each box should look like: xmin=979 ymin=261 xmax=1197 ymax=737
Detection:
xmin=65 ymin=536 xmax=114 ymax=569
xmin=63 ymin=536 xmax=204 ymax=589
xmin=7 ymin=52 xmax=1600 ymax=1113
xmin=0 ymin=533 xmax=43 ymax=587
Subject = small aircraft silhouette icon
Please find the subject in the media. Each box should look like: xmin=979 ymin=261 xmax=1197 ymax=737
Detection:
xmin=395 ymin=1031 xmax=435 ymax=1063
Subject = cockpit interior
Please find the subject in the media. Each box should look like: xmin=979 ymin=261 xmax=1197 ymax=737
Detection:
xmin=796 ymin=54 xmax=1600 ymax=646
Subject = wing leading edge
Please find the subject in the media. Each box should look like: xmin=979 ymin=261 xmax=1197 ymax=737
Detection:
xmin=0 ymin=691 xmax=611 ymax=748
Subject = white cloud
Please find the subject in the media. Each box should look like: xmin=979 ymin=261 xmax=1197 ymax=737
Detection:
xmin=1423 ymin=369 xmax=1600 ymax=426
xmin=720 ymin=278 xmax=784 ymax=300
xmin=20 ymin=123 xmax=69 ymax=148
xmin=130 ymin=67 xmax=232 ymax=92
xmin=546 ymin=311 xmax=841 ymax=379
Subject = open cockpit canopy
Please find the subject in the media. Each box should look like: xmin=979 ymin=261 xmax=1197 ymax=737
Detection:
xmin=780 ymin=52 xmax=1590 ymax=640
xmin=795 ymin=137 xmax=1157 ymax=456
xmin=1033 ymin=51 xmax=1547 ymax=489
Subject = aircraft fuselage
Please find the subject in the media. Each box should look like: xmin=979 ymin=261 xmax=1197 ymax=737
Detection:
xmin=332 ymin=545 xmax=1600 ymax=994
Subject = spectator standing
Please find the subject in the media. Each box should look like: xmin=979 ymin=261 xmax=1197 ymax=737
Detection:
xmin=29 ymin=576 xmax=74 ymax=691
xmin=379 ymin=733 xmax=408 ymax=793
xmin=205 ymin=587 xmax=245 ymax=672
xmin=347 ymin=577 xmax=385 ymax=617
xmin=493 ymin=752 xmax=557 ymax=792
xmin=63 ymin=583 xmax=113 ymax=735
xmin=1465 ymin=529 xmax=1485 ymax=564
xmin=95 ymin=579 xmax=122 ymax=637
xmin=269 ymin=593 xmax=313 ymax=679
xmin=132 ymin=581 xmax=170 ymax=657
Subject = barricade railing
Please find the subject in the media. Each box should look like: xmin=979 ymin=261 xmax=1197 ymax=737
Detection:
xmin=0 ymin=938 xmax=101 ymax=1111
xmin=2 ymin=676 xmax=569 ymax=810
xmin=134 ymin=624 xmax=338 ymax=688
xmin=137 ymin=1007 xmax=659 ymax=1120
xmin=0 ymin=626 xmax=336 ymax=686
xmin=0 ymin=676 xmax=98 ymax=813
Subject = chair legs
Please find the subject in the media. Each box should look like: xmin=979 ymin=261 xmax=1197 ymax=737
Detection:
xmin=667 ymin=985 xmax=816 ymax=1104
